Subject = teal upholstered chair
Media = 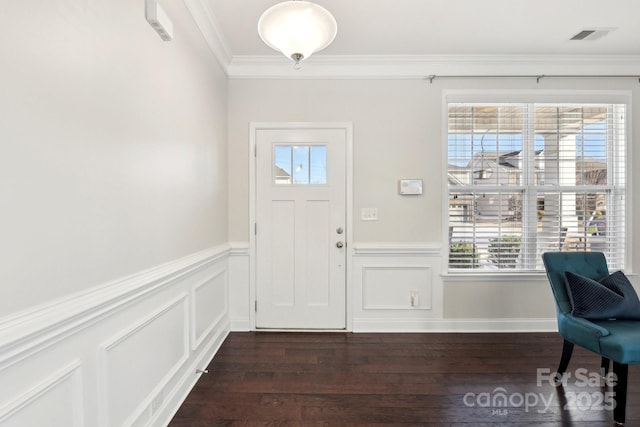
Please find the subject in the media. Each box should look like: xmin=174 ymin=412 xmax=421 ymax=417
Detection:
xmin=542 ymin=251 xmax=640 ymax=425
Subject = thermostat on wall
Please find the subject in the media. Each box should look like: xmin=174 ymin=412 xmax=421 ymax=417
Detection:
xmin=399 ymin=179 xmax=423 ymax=195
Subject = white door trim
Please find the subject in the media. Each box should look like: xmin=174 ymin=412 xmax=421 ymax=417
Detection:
xmin=249 ymin=122 xmax=354 ymax=331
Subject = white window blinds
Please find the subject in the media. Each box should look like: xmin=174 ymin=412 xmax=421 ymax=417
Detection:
xmin=447 ymin=102 xmax=626 ymax=272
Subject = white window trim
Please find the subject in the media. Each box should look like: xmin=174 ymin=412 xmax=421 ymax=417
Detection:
xmin=441 ymin=89 xmax=633 ymax=275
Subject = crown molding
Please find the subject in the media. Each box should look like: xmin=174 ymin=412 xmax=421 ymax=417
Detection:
xmin=182 ymin=4 xmax=640 ymax=80
xmin=227 ymin=54 xmax=640 ymax=79
xmin=184 ymin=0 xmax=232 ymax=71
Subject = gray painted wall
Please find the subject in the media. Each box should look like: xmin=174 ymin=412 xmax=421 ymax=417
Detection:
xmin=0 ymin=0 xmax=228 ymax=317
xmin=228 ymin=77 xmax=640 ymax=320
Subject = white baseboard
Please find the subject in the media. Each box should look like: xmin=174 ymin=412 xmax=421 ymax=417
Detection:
xmin=230 ymin=318 xmax=251 ymax=332
xmin=353 ymin=318 xmax=558 ymax=333
xmin=232 ymin=318 xmax=556 ymax=333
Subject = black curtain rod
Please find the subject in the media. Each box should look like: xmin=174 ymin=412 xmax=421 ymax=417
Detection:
xmin=425 ymin=74 xmax=640 ymax=84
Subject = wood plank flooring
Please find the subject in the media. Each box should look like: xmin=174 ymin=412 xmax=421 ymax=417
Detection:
xmin=170 ymin=332 xmax=640 ymax=426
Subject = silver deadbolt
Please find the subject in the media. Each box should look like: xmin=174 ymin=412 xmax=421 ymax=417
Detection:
xmin=336 ymin=241 xmax=344 ymax=248
xmin=336 ymin=227 xmax=344 ymax=234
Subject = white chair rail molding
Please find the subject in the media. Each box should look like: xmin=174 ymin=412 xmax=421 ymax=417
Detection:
xmin=0 ymin=246 xmax=231 ymax=427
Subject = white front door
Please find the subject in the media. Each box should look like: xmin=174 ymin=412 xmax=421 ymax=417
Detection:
xmin=255 ymin=127 xmax=347 ymax=329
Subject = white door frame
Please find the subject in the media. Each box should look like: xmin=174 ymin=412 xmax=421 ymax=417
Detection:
xmin=249 ymin=122 xmax=354 ymax=331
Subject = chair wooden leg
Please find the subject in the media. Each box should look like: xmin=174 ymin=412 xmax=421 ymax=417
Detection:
xmin=557 ymin=339 xmax=574 ymax=375
xmin=613 ymin=362 xmax=628 ymax=425
xmin=601 ymin=357 xmax=610 ymax=376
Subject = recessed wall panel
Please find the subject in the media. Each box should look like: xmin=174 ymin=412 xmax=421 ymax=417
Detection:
xmin=101 ymin=295 xmax=188 ymax=427
xmin=0 ymin=361 xmax=83 ymax=427
xmin=363 ymin=266 xmax=432 ymax=310
xmin=194 ymin=270 xmax=226 ymax=348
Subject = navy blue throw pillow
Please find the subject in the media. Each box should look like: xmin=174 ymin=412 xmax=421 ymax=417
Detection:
xmin=565 ymin=271 xmax=640 ymax=320
xmin=600 ymin=271 xmax=640 ymax=319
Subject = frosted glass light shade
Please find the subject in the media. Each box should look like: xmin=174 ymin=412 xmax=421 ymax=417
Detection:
xmin=258 ymin=1 xmax=337 ymax=64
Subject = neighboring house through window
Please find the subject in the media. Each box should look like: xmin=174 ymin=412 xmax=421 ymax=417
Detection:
xmin=446 ymin=92 xmax=627 ymax=272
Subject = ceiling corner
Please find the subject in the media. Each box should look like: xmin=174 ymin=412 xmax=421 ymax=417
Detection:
xmin=184 ymin=0 xmax=232 ymax=72
xmin=226 ymin=54 xmax=640 ymax=80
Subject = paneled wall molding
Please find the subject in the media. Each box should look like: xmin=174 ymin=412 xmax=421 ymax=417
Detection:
xmin=362 ymin=265 xmax=434 ymax=311
xmin=0 ymin=244 xmax=230 ymax=370
xmin=192 ymin=270 xmax=228 ymax=349
xmin=0 ymin=245 xmax=230 ymax=427
xmin=352 ymin=242 xmax=442 ymax=256
xmin=352 ymin=246 xmax=444 ymax=332
xmin=153 ymin=316 xmax=229 ymax=426
xmin=98 ymin=295 xmax=190 ymax=427
xmin=227 ymin=242 xmax=250 ymax=331
xmin=0 ymin=360 xmax=83 ymax=425
xmin=228 ymin=241 xmax=250 ymax=256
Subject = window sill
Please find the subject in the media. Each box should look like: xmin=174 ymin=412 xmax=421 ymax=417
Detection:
xmin=441 ymin=272 xmax=548 ymax=283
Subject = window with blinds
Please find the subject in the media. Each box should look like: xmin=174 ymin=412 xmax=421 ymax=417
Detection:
xmin=447 ymin=103 xmax=626 ymax=272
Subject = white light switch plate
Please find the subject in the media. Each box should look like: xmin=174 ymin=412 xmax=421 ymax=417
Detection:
xmin=361 ymin=208 xmax=378 ymax=221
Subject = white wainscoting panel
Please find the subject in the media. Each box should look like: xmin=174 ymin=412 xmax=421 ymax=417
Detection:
xmin=99 ymin=295 xmax=189 ymax=427
xmin=0 ymin=360 xmax=83 ymax=427
xmin=363 ymin=266 xmax=432 ymax=310
xmin=352 ymin=243 xmax=444 ymax=332
xmin=0 ymin=245 xmax=231 ymax=427
xmin=228 ymin=243 xmax=251 ymax=331
xmin=193 ymin=269 xmax=227 ymax=349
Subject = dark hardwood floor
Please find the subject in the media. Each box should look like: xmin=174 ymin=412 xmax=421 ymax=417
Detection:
xmin=170 ymin=332 xmax=640 ymax=426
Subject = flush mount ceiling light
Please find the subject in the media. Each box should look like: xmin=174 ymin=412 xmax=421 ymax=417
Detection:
xmin=258 ymin=1 xmax=337 ymax=67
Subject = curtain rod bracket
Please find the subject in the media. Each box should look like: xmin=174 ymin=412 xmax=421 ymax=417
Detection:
xmin=536 ymin=75 xmax=545 ymax=83
xmin=427 ymin=74 xmax=436 ymax=84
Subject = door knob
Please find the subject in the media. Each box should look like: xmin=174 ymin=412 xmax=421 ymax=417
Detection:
xmin=336 ymin=241 xmax=344 ymax=248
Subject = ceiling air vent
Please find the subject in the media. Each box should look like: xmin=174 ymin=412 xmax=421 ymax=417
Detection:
xmin=570 ymin=29 xmax=613 ymax=41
